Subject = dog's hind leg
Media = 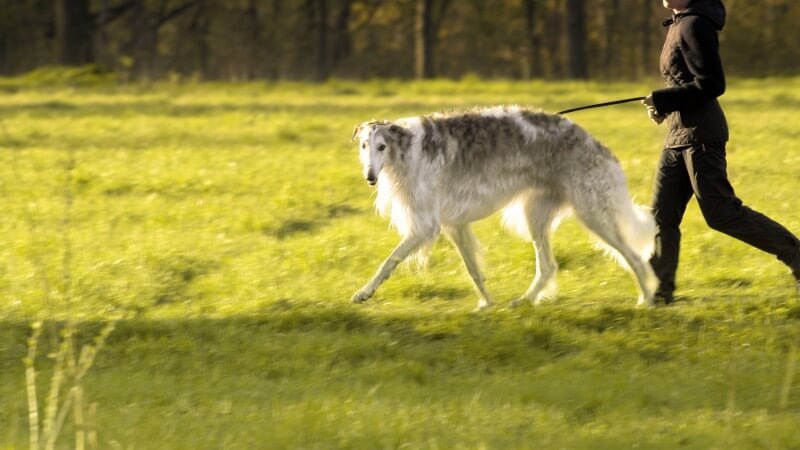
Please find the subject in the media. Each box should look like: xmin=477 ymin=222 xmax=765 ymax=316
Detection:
xmin=443 ymin=224 xmax=493 ymax=310
xmin=352 ymin=232 xmax=435 ymax=304
xmin=511 ymin=196 xmax=561 ymax=307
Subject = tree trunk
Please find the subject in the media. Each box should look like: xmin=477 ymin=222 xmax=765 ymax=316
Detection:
xmin=0 ymin=33 xmax=6 ymax=74
xmin=640 ymin=0 xmax=652 ymax=77
xmin=245 ymin=0 xmax=262 ymax=80
xmin=314 ymin=0 xmax=329 ymax=81
xmin=414 ymin=0 xmax=434 ymax=79
xmin=330 ymin=0 xmax=352 ymax=72
xmin=54 ymin=0 xmax=93 ymax=66
xmin=543 ymin=0 xmax=563 ymax=78
xmin=265 ymin=0 xmax=283 ymax=80
xmin=565 ymin=0 xmax=587 ymax=79
xmin=523 ymin=0 xmax=540 ymax=78
xmin=602 ymin=0 xmax=620 ymax=78
xmin=414 ymin=0 xmax=451 ymax=79
xmin=189 ymin=1 xmax=210 ymax=79
xmin=97 ymin=0 xmax=110 ymax=67
xmin=130 ymin=0 xmax=158 ymax=79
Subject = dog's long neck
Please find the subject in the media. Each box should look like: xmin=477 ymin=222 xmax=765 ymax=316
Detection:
xmin=375 ymin=119 xmax=444 ymax=237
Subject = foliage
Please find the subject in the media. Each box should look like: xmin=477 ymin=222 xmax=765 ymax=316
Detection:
xmin=1 ymin=78 xmax=800 ymax=448
xmin=1 ymin=0 xmax=800 ymax=80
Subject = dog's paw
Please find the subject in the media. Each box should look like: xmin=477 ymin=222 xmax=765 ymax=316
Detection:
xmin=351 ymin=289 xmax=373 ymax=304
xmin=510 ymin=296 xmax=538 ymax=308
xmin=509 ymin=298 xmax=527 ymax=308
xmin=636 ymin=295 xmax=655 ymax=309
xmin=472 ymin=298 xmax=493 ymax=312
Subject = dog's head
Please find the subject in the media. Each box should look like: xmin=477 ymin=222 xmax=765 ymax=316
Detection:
xmin=352 ymin=120 xmax=410 ymax=186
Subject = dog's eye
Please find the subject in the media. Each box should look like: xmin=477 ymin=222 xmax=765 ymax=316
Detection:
xmin=361 ymin=143 xmax=366 ymax=149
xmin=378 ymin=144 xmax=386 ymax=152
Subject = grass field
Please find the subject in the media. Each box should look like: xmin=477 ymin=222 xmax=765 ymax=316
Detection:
xmin=2 ymin=73 xmax=800 ymax=449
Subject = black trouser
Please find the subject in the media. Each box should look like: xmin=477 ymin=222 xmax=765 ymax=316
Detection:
xmin=650 ymin=142 xmax=800 ymax=297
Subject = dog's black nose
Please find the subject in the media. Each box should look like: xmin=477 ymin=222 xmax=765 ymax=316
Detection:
xmin=366 ymin=175 xmax=377 ymax=185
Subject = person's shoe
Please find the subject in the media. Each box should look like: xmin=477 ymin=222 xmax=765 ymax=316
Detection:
xmin=792 ymin=251 xmax=800 ymax=295
xmin=793 ymin=269 xmax=800 ymax=296
xmin=654 ymin=291 xmax=674 ymax=306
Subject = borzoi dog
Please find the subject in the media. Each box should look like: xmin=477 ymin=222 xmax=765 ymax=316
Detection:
xmin=352 ymin=106 xmax=658 ymax=309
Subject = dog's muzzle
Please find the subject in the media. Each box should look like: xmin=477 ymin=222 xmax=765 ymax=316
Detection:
xmin=365 ymin=168 xmax=377 ymax=185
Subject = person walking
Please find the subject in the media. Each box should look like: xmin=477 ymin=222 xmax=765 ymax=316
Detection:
xmin=643 ymin=0 xmax=800 ymax=304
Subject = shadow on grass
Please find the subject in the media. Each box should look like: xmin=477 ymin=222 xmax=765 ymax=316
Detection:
xmin=0 ymin=296 xmax=717 ymax=380
xmin=0 ymin=303 xmax=581 ymax=378
xmin=265 ymin=203 xmax=363 ymax=239
xmin=404 ymin=285 xmax=473 ymax=302
xmin=3 ymin=296 xmax=798 ymax=450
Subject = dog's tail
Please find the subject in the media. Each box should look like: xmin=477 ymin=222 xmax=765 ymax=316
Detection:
xmin=594 ymin=158 xmax=656 ymax=264
xmin=616 ymin=200 xmax=656 ymax=262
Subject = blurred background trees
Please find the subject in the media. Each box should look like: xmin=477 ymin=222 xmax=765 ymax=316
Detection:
xmin=0 ymin=0 xmax=797 ymax=81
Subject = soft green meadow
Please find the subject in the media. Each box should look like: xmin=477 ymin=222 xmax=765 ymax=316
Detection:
xmin=1 ymin=74 xmax=800 ymax=449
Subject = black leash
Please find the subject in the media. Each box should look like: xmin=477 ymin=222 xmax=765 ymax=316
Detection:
xmin=557 ymin=96 xmax=646 ymax=115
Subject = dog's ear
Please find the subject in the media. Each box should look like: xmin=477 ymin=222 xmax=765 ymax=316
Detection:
xmin=351 ymin=123 xmax=363 ymax=142
xmin=352 ymin=120 xmax=388 ymax=142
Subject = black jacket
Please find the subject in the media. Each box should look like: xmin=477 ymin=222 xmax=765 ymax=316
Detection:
xmin=652 ymin=0 xmax=729 ymax=148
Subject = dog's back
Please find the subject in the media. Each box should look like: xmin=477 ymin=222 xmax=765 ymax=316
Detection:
xmin=398 ymin=107 xmax=621 ymax=226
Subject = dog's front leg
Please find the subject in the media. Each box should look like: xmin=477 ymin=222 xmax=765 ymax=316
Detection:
xmin=352 ymin=234 xmax=427 ymax=304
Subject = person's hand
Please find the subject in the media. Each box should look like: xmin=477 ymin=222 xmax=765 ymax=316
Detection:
xmin=647 ymin=108 xmax=665 ymax=125
xmin=642 ymin=95 xmax=665 ymax=125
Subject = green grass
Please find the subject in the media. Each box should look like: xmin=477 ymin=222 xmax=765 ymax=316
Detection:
xmin=2 ymin=76 xmax=800 ymax=448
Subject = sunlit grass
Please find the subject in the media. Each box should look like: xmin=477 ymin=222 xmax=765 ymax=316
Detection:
xmin=1 ymin=76 xmax=800 ymax=448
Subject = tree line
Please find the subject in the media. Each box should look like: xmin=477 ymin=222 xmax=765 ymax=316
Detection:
xmin=0 ymin=0 xmax=797 ymax=81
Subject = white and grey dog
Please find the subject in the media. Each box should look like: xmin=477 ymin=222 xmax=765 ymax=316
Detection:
xmin=352 ymin=106 xmax=658 ymax=309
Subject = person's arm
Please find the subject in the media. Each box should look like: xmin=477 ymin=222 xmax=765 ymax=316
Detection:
xmin=651 ymin=15 xmax=726 ymax=115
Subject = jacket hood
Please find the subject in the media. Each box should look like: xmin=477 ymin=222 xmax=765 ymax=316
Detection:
xmin=665 ymin=0 xmax=726 ymax=30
